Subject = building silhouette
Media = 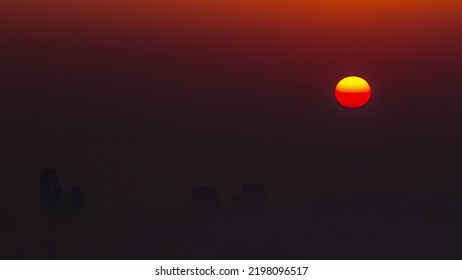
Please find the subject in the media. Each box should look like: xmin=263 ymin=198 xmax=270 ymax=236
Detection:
xmin=39 ymin=168 xmax=84 ymax=214
xmin=191 ymin=186 xmax=219 ymax=214
xmin=69 ymin=185 xmax=84 ymax=213
xmin=50 ymin=185 xmax=63 ymax=212
xmin=234 ymin=184 xmax=266 ymax=213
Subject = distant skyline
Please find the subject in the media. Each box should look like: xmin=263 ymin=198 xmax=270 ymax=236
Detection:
xmin=2 ymin=166 xmax=462 ymax=259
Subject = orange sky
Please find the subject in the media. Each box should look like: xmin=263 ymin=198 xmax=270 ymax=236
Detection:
xmin=2 ymin=0 xmax=462 ymax=90
xmin=3 ymin=1 xmax=461 ymax=58
xmin=2 ymin=0 xmax=462 ymax=29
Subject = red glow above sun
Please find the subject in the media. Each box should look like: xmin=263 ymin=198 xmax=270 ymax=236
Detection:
xmin=335 ymin=76 xmax=371 ymax=109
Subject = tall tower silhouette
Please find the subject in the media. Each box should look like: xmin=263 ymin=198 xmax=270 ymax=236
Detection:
xmin=234 ymin=184 xmax=266 ymax=213
xmin=191 ymin=186 xmax=219 ymax=214
xmin=39 ymin=168 xmax=57 ymax=208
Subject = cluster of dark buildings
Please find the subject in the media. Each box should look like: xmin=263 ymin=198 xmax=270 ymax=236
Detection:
xmin=38 ymin=167 xmax=457 ymax=216
xmin=191 ymin=183 xmax=458 ymax=215
xmin=191 ymin=184 xmax=266 ymax=214
xmin=27 ymin=168 xmax=461 ymax=259
xmin=39 ymin=168 xmax=84 ymax=214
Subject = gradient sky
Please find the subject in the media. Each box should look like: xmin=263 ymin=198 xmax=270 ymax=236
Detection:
xmin=1 ymin=1 xmax=462 ymax=211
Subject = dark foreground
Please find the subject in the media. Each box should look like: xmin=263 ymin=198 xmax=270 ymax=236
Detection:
xmin=2 ymin=191 xmax=462 ymax=259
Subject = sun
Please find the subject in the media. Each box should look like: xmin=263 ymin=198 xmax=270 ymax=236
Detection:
xmin=335 ymin=76 xmax=371 ymax=109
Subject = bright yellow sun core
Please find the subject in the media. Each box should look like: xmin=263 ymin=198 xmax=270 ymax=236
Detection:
xmin=336 ymin=76 xmax=371 ymax=93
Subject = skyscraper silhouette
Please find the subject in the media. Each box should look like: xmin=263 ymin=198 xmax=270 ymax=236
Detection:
xmin=50 ymin=185 xmax=63 ymax=212
xmin=191 ymin=186 xmax=219 ymax=214
xmin=234 ymin=184 xmax=266 ymax=213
